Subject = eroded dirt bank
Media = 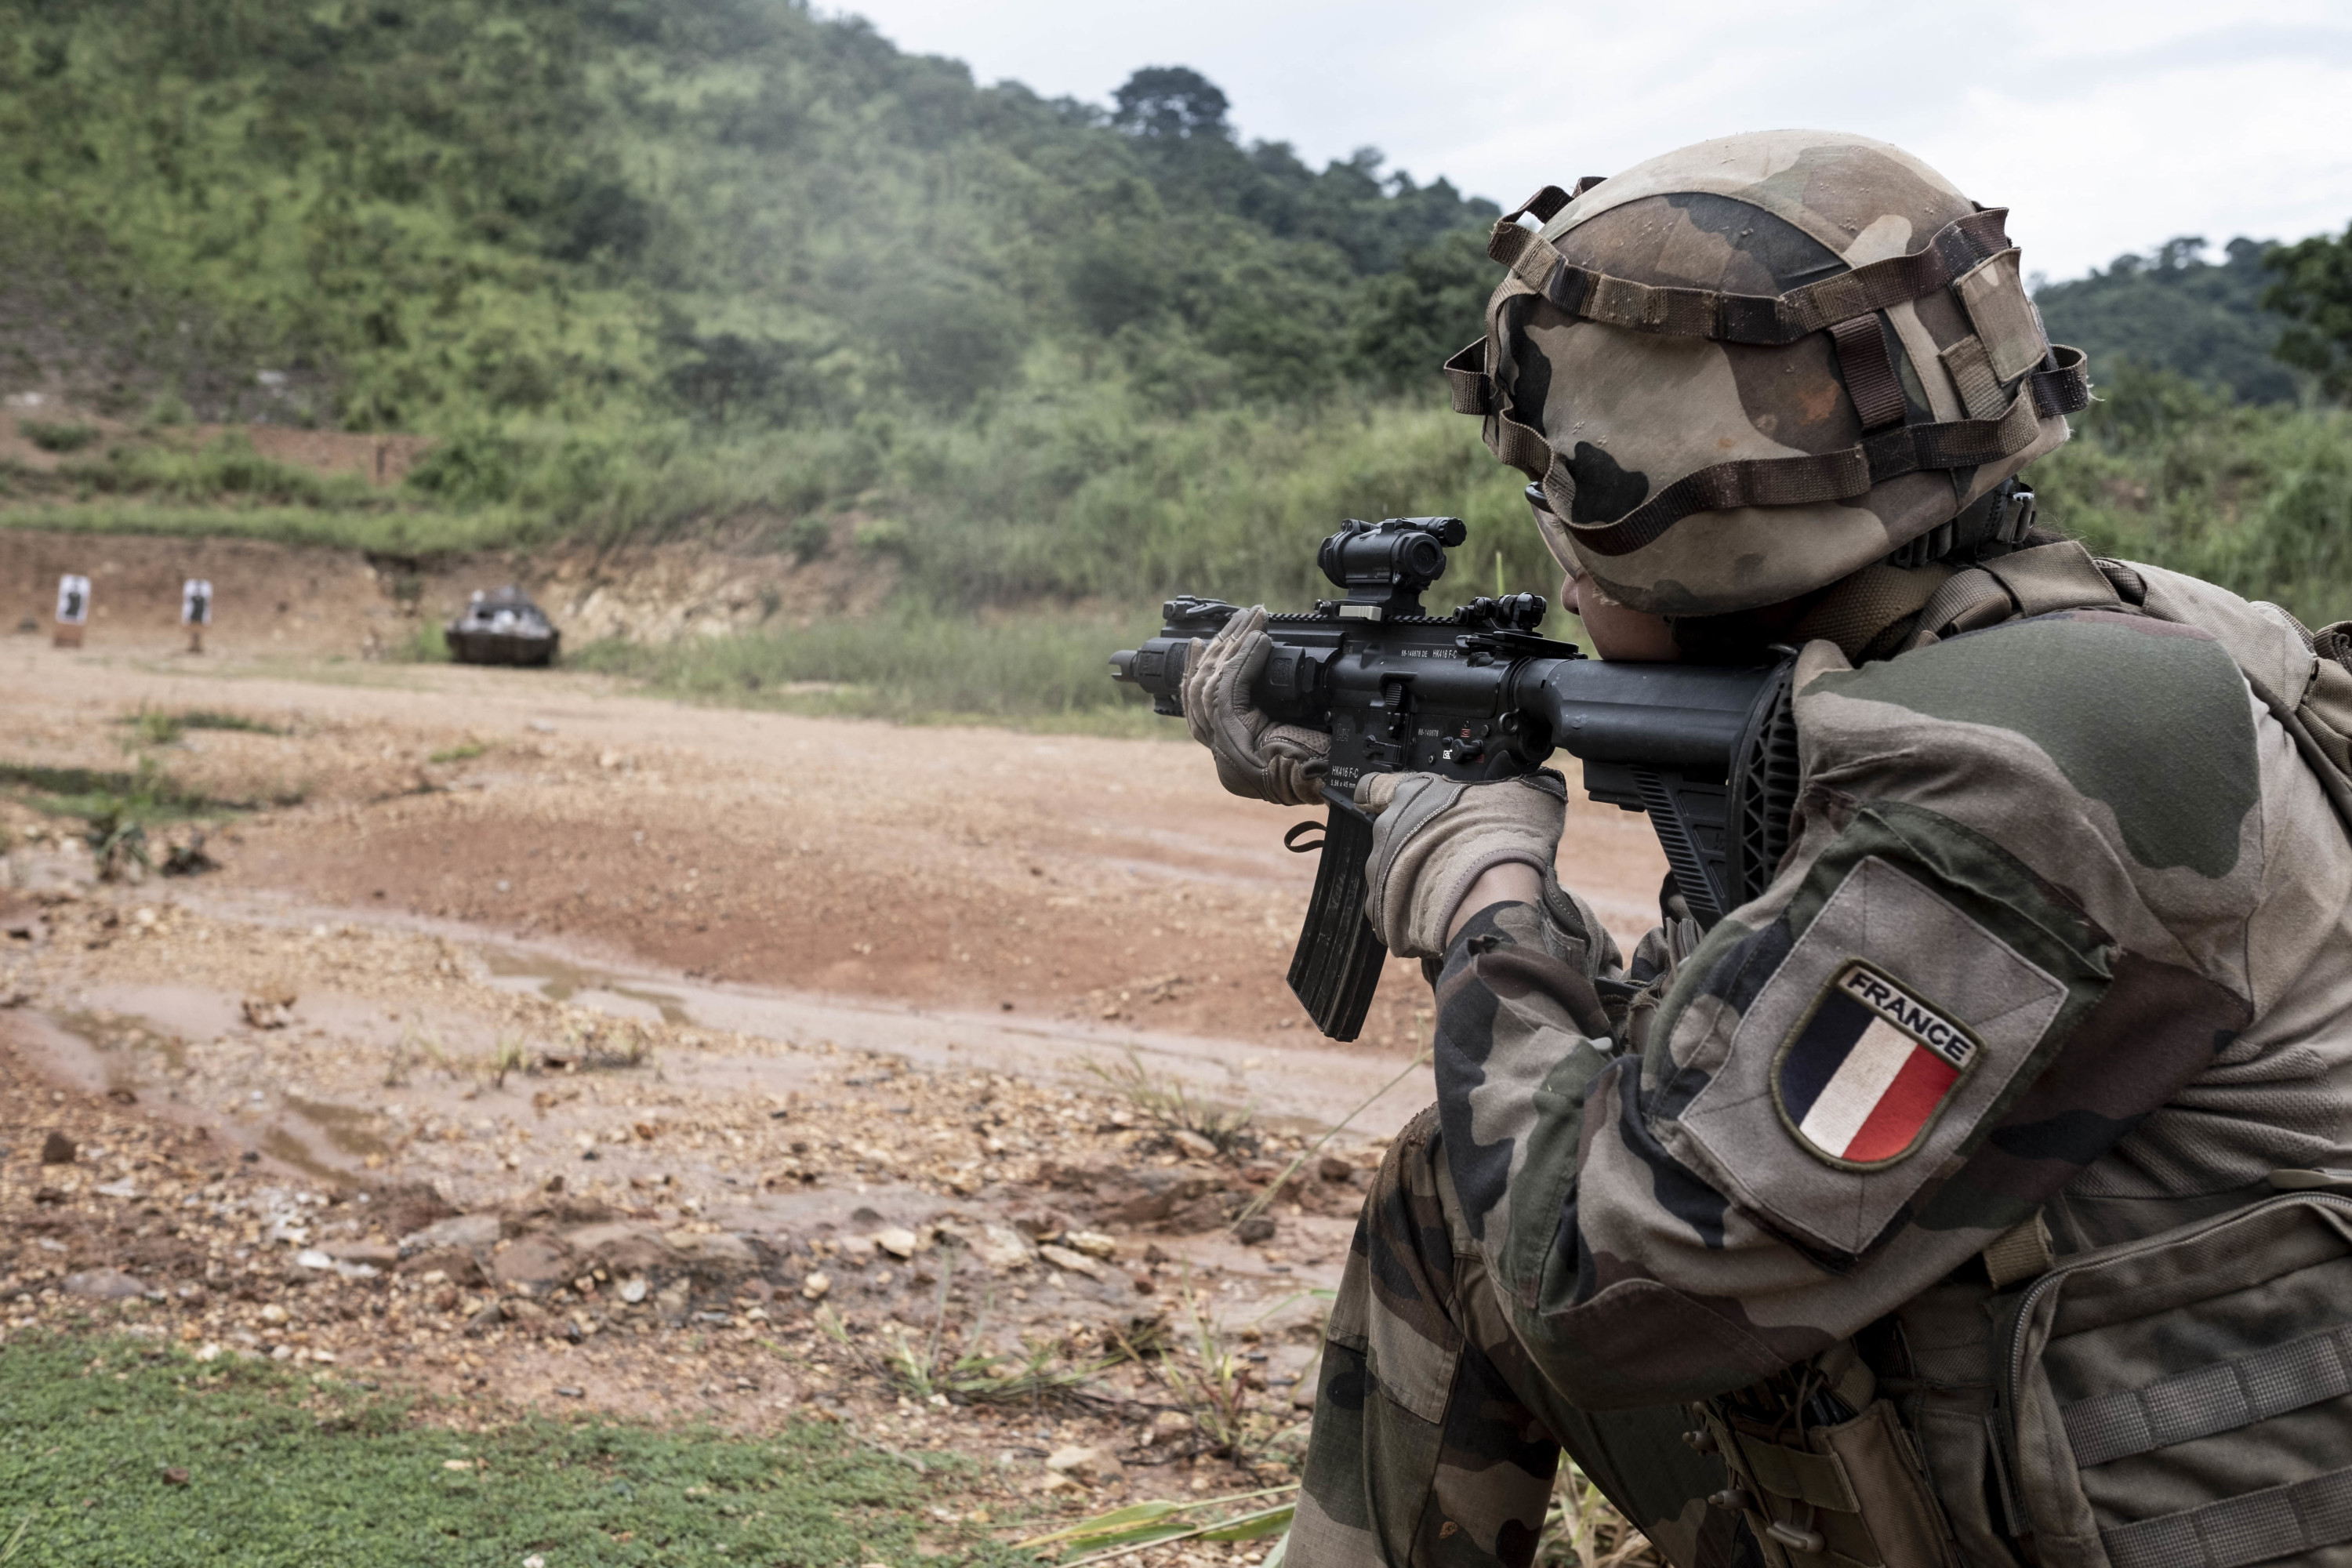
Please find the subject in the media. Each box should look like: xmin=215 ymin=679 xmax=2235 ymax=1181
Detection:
xmin=0 ymin=518 xmax=896 ymax=658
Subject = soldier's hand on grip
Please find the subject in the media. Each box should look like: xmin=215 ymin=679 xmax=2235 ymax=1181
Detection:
xmin=1356 ymin=771 xmax=1567 ymax=960
xmin=1181 ymin=605 xmax=1330 ymax=807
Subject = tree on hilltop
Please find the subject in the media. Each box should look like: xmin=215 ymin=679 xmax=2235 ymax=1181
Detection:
xmin=2266 ymin=223 xmax=2352 ymax=402
xmin=1111 ymin=67 xmax=1230 ymax=141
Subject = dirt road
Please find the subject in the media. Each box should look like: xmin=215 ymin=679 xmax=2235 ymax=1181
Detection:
xmin=2 ymin=633 xmax=1670 ymax=1054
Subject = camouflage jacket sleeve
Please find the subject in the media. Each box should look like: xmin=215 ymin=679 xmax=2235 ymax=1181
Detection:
xmin=1433 ymin=609 xmax=2351 ymax=1410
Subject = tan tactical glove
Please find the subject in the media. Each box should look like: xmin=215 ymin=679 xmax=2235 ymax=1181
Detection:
xmin=1356 ymin=771 xmax=1568 ymax=960
xmin=1183 ymin=605 xmax=1330 ymax=808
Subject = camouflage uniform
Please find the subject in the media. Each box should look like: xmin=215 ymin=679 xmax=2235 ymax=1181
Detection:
xmin=1290 ymin=569 xmax=2352 ymax=1567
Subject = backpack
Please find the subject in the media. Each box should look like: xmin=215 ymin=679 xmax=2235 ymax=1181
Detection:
xmin=1892 ymin=540 xmax=2352 ymax=831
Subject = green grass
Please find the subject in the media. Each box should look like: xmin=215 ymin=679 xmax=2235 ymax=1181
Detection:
xmin=58 ymin=434 xmax=382 ymax=509
xmin=0 ymin=501 xmax=532 ymax=555
xmin=428 ymin=742 xmax=487 ymax=763
xmin=0 ymin=760 xmax=220 ymax=824
xmin=2031 ymin=364 xmax=2352 ymax=626
xmin=177 ymin=710 xmax=289 ymax=737
xmin=125 ymin=707 xmax=182 ymax=746
xmin=118 ymin=708 xmax=291 ymax=746
xmin=0 ymin=1334 xmax=1022 ymax=1567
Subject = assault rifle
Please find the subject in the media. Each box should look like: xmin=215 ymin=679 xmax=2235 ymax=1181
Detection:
xmin=1110 ymin=516 xmax=1799 ymax=1040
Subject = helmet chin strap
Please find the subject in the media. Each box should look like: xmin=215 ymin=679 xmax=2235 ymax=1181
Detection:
xmin=1885 ymin=477 xmax=2040 ymax=570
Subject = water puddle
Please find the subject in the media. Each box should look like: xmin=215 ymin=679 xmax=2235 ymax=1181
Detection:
xmin=260 ymin=1125 xmax=350 ymax=1185
xmin=283 ymin=1093 xmax=391 ymax=1160
xmin=54 ymin=1008 xmax=191 ymax=1095
xmin=481 ymin=949 xmax=690 ymax=1024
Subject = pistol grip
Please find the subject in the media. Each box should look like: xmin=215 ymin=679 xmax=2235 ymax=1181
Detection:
xmin=1286 ymin=789 xmax=1388 ymax=1040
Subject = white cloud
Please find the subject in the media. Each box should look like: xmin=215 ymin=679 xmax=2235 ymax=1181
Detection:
xmin=835 ymin=0 xmax=2352 ymax=278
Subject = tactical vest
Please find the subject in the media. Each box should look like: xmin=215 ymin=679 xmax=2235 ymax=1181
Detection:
xmin=1694 ymin=543 xmax=2352 ymax=1568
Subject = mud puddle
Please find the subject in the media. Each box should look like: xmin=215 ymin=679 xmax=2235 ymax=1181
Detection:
xmin=482 ymin=948 xmax=691 ymax=1025
xmin=284 ymin=1091 xmax=393 ymax=1160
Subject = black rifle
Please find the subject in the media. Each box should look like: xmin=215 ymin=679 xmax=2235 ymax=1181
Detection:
xmin=1110 ymin=515 xmax=1799 ymax=1040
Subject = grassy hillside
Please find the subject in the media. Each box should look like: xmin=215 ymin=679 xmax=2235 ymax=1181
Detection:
xmin=0 ymin=2 xmax=1490 ymax=434
xmin=2 ymin=0 xmax=2348 ymax=714
xmin=0 ymin=0 xmax=1556 ymax=612
xmin=2031 ymin=363 xmax=2352 ymax=626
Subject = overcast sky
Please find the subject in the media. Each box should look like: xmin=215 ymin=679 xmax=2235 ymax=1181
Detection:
xmin=833 ymin=0 xmax=2352 ymax=281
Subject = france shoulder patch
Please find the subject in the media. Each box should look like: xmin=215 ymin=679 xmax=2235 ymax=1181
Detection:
xmin=1773 ymin=961 xmax=1980 ymax=1168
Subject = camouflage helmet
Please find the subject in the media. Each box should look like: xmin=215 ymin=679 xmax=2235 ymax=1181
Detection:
xmin=1444 ymin=131 xmax=2092 ymax=617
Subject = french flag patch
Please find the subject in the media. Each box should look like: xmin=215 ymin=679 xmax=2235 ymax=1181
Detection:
xmin=1774 ymin=963 xmax=1980 ymax=1167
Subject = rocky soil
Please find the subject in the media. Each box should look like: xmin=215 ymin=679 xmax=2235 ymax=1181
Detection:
xmin=0 ymin=632 xmax=1671 ymax=1559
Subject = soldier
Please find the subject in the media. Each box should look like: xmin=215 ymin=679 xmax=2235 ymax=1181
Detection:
xmin=1184 ymin=132 xmax=2352 ymax=1568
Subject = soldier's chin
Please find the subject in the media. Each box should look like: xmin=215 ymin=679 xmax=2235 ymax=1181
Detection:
xmin=1573 ymin=588 xmax=1681 ymax=664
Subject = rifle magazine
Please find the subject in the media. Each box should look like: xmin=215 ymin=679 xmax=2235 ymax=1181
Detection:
xmin=1287 ymin=792 xmax=1387 ymax=1040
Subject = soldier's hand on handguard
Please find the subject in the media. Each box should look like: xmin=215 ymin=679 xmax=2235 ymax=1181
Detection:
xmin=1355 ymin=771 xmax=1566 ymax=960
xmin=1182 ymin=605 xmax=1331 ymax=807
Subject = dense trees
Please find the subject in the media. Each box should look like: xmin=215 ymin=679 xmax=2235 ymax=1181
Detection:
xmin=0 ymin=0 xmax=1497 ymax=433
xmin=2266 ymin=224 xmax=2352 ymax=403
xmin=2 ymin=0 xmax=2348 ymax=637
xmin=2033 ymin=238 xmax=2303 ymax=404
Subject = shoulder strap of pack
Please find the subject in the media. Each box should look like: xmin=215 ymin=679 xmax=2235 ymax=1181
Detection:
xmin=2125 ymin=566 xmax=2352 ymax=833
xmin=1899 ymin=539 xmax=2128 ymax=649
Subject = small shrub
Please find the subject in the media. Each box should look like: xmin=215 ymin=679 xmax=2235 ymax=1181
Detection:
xmin=851 ymin=517 xmax=910 ymax=559
xmin=388 ymin=622 xmax=451 ymax=662
xmin=405 ymin=427 xmax=521 ymax=506
xmin=21 ymin=419 xmax=101 ymax=452
xmin=85 ymin=808 xmax=150 ymax=881
xmin=126 ymin=706 xmax=182 ymax=746
xmin=488 ymin=1035 xmax=531 ymax=1087
xmin=1087 ymin=1049 xmax=1254 ymax=1154
xmin=74 ymin=758 xmax=187 ymax=881
xmin=786 ymin=514 xmax=830 ymax=564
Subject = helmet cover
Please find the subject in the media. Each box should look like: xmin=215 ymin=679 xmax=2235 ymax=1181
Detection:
xmin=1445 ymin=131 xmax=2091 ymax=616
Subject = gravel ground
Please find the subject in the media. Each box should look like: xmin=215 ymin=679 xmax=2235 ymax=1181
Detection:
xmin=0 ymin=873 xmax=1389 ymax=1556
xmin=0 ymin=636 xmax=1674 ymax=1559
